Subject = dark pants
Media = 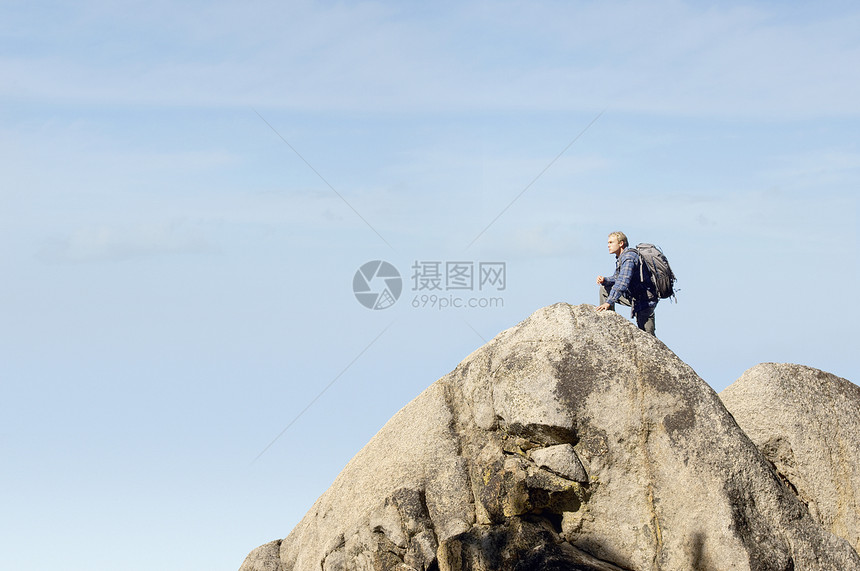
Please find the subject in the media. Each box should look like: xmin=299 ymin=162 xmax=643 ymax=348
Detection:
xmin=599 ymin=284 xmax=656 ymax=336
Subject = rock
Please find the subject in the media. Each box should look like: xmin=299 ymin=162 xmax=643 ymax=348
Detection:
xmin=239 ymin=303 xmax=860 ymax=571
xmin=529 ymin=444 xmax=588 ymax=483
xmin=239 ymin=540 xmax=281 ymax=571
xmin=720 ymin=363 xmax=860 ymax=553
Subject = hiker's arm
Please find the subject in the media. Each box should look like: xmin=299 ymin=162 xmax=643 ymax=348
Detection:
xmin=596 ymin=275 xmax=612 ymax=311
xmin=605 ymin=255 xmax=634 ymax=305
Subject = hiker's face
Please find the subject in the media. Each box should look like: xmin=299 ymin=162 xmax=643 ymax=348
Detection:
xmin=607 ymin=236 xmax=623 ymax=256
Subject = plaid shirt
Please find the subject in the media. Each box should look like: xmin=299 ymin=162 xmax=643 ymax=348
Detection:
xmin=604 ymin=249 xmax=656 ymax=313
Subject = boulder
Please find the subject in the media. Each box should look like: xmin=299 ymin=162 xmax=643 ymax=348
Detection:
xmin=720 ymin=363 xmax=860 ymax=553
xmin=240 ymin=303 xmax=859 ymax=571
xmin=241 ymin=541 xmax=282 ymax=571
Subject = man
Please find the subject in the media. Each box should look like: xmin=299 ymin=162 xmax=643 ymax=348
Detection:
xmin=596 ymin=231 xmax=657 ymax=336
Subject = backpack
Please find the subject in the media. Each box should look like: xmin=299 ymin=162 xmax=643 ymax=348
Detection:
xmin=634 ymin=243 xmax=677 ymax=301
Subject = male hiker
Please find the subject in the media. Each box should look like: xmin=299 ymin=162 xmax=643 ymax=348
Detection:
xmin=596 ymin=231 xmax=657 ymax=336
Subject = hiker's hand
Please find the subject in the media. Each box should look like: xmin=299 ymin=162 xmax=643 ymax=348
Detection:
xmin=596 ymin=303 xmax=611 ymax=312
xmin=596 ymin=276 xmax=604 ymax=284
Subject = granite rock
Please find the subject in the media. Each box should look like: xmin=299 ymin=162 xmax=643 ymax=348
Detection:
xmin=240 ymin=303 xmax=860 ymax=571
xmin=721 ymin=363 xmax=860 ymax=554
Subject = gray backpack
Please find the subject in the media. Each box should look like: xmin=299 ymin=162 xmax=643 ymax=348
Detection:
xmin=635 ymin=243 xmax=677 ymax=301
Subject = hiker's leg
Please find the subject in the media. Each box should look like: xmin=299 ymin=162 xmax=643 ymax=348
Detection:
xmin=615 ymin=294 xmax=633 ymax=309
xmin=599 ymin=284 xmax=614 ymax=310
xmin=599 ymin=285 xmax=632 ymax=311
xmin=636 ymin=307 xmax=656 ymax=336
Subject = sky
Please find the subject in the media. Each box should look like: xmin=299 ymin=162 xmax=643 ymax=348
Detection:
xmin=2 ymin=1 xmax=859 ymax=569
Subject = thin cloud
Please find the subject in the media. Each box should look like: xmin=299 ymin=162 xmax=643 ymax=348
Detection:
xmin=2 ymin=2 xmax=859 ymax=117
xmin=762 ymin=149 xmax=860 ymax=185
xmin=37 ymin=221 xmax=218 ymax=263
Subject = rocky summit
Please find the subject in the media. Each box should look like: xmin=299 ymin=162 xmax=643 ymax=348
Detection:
xmin=239 ymin=303 xmax=860 ymax=571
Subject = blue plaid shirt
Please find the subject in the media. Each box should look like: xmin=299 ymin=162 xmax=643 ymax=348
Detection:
xmin=604 ymin=249 xmax=656 ymax=314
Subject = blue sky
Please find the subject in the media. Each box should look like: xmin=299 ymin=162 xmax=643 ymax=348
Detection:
xmin=2 ymin=1 xmax=858 ymax=569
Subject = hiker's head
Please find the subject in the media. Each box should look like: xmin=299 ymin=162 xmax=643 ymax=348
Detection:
xmin=608 ymin=231 xmax=628 ymax=251
xmin=607 ymin=232 xmax=626 ymax=257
